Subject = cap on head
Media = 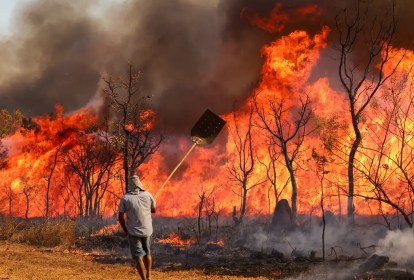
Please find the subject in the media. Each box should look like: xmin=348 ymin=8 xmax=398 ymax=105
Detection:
xmin=128 ymin=175 xmax=145 ymax=191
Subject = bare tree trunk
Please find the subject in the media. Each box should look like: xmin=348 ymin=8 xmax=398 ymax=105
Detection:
xmin=23 ymin=189 xmax=30 ymax=219
xmin=239 ymin=186 xmax=248 ymax=224
xmin=45 ymin=145 xmax=61 ymax=219
xmin=347 ymin=134 xmax=361 ymax=224
xmin=8 ymin=193 xmax=13 ymax=217
xmin=285 ymin=161 xmax=297 ymax=222
xmin=255 ymin=95 xmax=311 ymax=226
xmin=228 ymin=106 xmax=262 ymax=226
xmin=321 ymin=174 xmax=326 ymax=261
xmin=337 ymin=184 xmax=342 ymax=222
xmin=214 ymin=212 xmax=220 ymax=241
xmin=78 ymin=187 xmax=84 ymax=217
xmin=198 ymin=192 xmax=205 ymax=237
xmin=6 ymin=186 xmax=14 ymax=217
xmin=123 ymin=137 xmax=129 ymax=193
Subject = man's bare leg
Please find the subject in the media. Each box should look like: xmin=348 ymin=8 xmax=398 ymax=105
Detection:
xmin=136 ymin=257 xmax=146 ymax=280
xmin=144 ymin=254 xmax=152 ymax=280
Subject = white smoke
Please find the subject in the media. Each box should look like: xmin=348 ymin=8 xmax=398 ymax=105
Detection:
xmin=376 ymin=228 xmax=414 ymax=266
xmin=246 ymin=219 xmax=386 ymax=259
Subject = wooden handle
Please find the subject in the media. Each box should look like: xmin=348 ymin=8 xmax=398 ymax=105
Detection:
xmin=154 ymin=142 xmax=197 ymax=197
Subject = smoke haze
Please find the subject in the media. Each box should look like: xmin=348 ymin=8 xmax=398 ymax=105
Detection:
xmin=0 ymin=0 xmax=413 ymax=133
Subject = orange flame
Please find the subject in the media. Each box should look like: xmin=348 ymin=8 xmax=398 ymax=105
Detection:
xmin=156 ymin=232 xmax=196 ymax=247
xmin=208 ymin=240 xmax=224 ymax=247
xmin=1 ymin=3 xmax=413 ymax=221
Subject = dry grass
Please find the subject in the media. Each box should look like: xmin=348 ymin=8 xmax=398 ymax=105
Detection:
xmin=0 ymin=218 xmax=75 ymax=247
xmin=0 ymin=241 xmax=268 ymax=280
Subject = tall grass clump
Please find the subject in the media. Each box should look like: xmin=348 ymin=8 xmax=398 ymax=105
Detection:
xmin=0 ymin=217 xmax=76 ymax=247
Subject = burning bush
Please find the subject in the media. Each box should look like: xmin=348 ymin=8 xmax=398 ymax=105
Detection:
xmin=156 ymin=232 xmax=196 ymax=247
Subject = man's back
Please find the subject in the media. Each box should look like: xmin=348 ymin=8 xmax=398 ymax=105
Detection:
xmin=119 ymin=191 xmax=155 ymax=237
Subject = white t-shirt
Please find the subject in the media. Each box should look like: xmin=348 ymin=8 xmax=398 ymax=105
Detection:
xmin=118 ymin=191 xmax=156 ymax=237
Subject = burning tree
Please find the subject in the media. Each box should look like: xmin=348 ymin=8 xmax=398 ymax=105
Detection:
xmin=228 ymin=106 xmax=263 ymax=225
xmin=44 ymin=144 xmax=63 ymax=218
xmin=0 ymin=110 xmax=23 ymax=216
xmin=20 ymin=176 xmax=40 ymax=220
xmin=0 ymin=110 xmax=23 ymax=170
xmin=255 ymin=94 xmax=312 ymax=224
xmin=335 ymin=1 xmax=404 ymax=223
xmin=352 ymin=72 xmax=414 ymax=228
xmin=62 ymin=131 xmax=118 ymax=218
xmin=196 ymin=187 xmax=221 ymax=240
xmin=102 ymin=64 xmax=163 ymax=193
xmin=258 ymin=141 xmax=289 ymax=215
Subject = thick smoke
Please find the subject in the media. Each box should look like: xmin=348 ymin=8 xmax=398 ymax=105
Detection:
xmin=0 ymin=0 xmax=271 ymax=133
xmin=0 ymin=0 xmax=413 ymax=133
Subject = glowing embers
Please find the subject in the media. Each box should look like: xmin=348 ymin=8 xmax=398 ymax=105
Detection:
xmin=156 ymin=232 xmax=196 ymax=248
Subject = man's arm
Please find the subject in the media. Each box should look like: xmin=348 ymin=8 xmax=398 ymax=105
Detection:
xmin=150 ymin=194 xmax=156 ymax=214
xmin=118 ymin=212 xmax=128 ymax=236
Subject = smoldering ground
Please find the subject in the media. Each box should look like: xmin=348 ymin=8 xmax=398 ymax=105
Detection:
xmin=240 ymin=218 xmax=414 ymax=279
xmin=80 ymin=216 xmax=414 ymax=279
xmin=1 ymin=0 xmax=414 ymax=134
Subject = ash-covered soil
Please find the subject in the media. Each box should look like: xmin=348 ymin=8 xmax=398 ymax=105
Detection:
xmin=68 ymin=217 xmax=414 ymax=280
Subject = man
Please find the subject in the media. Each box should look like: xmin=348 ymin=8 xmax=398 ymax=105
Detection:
xmin=119 ymin=175 xmax=156 ymax=280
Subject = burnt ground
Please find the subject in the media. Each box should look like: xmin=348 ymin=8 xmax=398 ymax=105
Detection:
xmin=69 ymin=217 xmax=414 ymax=280
xmin=72 ymin=235 xmax=414 ymax=279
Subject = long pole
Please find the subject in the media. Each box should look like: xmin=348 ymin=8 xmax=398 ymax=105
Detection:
xmin=154 ymin=142 xmax=197 ymax=197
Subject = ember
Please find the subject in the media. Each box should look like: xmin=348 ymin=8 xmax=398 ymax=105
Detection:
xmin=208 ymin=240 xmax=224 ymax=247
xmin=156 ymin=232 xmax=196 ymax=247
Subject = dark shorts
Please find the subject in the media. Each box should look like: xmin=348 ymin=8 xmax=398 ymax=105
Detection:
xmin=128 ymin=235 xmax=151 ymax=259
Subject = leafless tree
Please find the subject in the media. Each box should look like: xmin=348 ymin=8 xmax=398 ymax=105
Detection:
xmin=58 ymin=183 xmax=71 ymax=218
xmin=20 ymin=177 xmax=38 ymax=219
xmin=353 ymin=76 xmax=414 ymax=228
xmin=44 ymin=143 xmax=63 ymax=219
xmin=312 ymin=149 xmax=331 ymax=261
xmin=205 ymin=195 xmax=216 ymax=238
xmin=255 ymin=94 xmax=312 ymax=223
xmin=5 ymin=185 xmax=15 ymax=217
xmin=102 ymin=64 xmax=163 ymax=192
xmin=212 ymin=205 xmax=223 ymax=241
xmin=197 ymin=189 xmax=206 ymax=237
xmin=228 ymin=106 xmax=264 ymax=225
xmin=61 ymin=168 xmax=83 ymax=217
xmin=196 ymin=186 xmax=221 ymax=239
xmin=335 ymin=1 xmax=404 ymax=223
xmin=258 ymin=141 xmax=289 ymax=216
xmin=63 ymin=132 xmax=118 ymax=218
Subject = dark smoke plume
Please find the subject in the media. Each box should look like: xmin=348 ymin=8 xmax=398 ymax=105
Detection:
xmin=0 ymin=0 xmax=413 ymax=133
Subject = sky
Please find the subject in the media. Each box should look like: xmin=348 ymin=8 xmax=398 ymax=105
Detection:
xmin=0 ymin=0 xmax=21 ymax=35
